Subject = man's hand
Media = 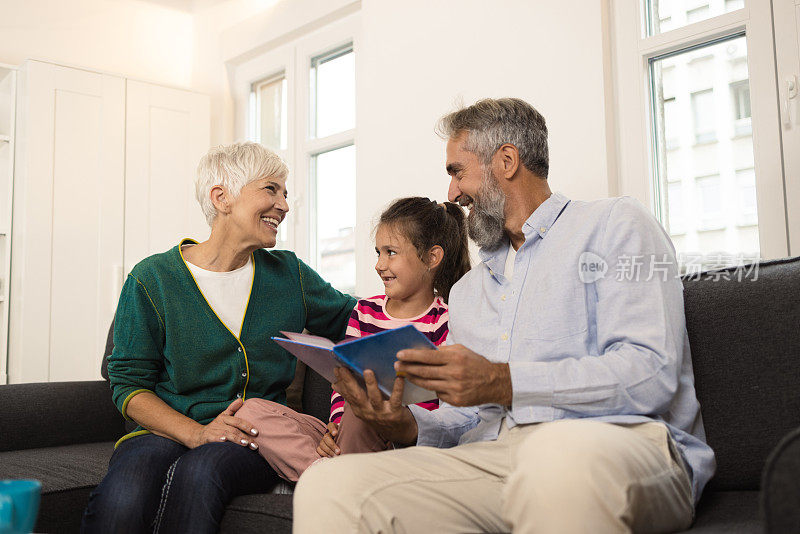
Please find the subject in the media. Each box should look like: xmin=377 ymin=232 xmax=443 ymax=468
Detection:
xmin=332 ymin=367 xmax=418 ymax=446
xmin=396 ymin=344 xmax=512 ymax=407
xmin=191 ymin=398 xmax=259 ymax=450
xmin=316 ymin=422 xmax=340 ymax=457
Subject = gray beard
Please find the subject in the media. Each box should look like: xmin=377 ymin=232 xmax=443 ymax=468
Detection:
xmin=467 ymin=168 xmax=507 ymax=250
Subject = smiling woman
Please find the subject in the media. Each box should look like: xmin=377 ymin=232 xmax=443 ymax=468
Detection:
xmin=81 ymin=142 xmax=356 ymax=534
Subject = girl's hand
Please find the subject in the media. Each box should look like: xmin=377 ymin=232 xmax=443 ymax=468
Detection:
xmin=316 ymin=422 xmax=340 ymax=457
xmin=191 ymin=398 xmax=259 ymax=450
xmin=332 ymin=368 xmax=418 ymax=446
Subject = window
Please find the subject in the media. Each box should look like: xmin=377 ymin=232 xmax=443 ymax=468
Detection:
xmin=663 ymin=97 xmax=681 ymax=149
xmin=310 ymin=46 xmax=355 ymax=138
xmin=236 ymin=13 xmax=360 ymax=293
xmin=736 ymin=168 xmax=757 ymax=227
xmin=309 ymin=45 xmax=356 ymax=294
xmin=649 ymin=34 xmax=763 ymax=260
xmin=691 ymin=88 xmax=716 ymax=143
xmin=646 ymin=0 xmax=744 ymax=36
xmin=695 ymin=174 xmax=724 ymax=230
xmin=724 ymin=0 xmax=744 ymax=11
xmin=252 ymin=74 xmax=287 ymax=152
xmin=730 ymin=79 xmax=751 ymax=135
xmin=666 ymin=181 xmax=685 ymax=235
xmin=312 ymin=145 xmax=356 ymax=294
xmin=613 ymin=1 xmax=791 ymax=262
xmin=251 ymin=74 xmax=289 ymax=247
xmin=686 ymin=5 xmax=710 ymax=25
xmin=730 ymin=81 xmax=750 ymax=120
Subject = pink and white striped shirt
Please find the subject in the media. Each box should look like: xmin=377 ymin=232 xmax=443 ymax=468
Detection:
xmin=329 ymin=295 xmax=448 ymax=424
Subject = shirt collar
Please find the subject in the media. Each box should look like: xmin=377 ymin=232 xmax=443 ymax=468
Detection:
xmin=478 ymin=192 xmax=571 ymax=269
xmin=522 ymin=191 xmax=570 ymax=239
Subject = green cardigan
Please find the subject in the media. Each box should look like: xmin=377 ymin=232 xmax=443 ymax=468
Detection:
xmin=107 ymin=239 xmax=356 ymax=446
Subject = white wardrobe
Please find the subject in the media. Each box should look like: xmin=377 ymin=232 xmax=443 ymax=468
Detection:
xmin=8 ymin=60 xmax=210 ymax=384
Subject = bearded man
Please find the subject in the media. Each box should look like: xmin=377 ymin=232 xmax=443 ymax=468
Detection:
xmin=293 ymin=98 xmax=715 ymax=533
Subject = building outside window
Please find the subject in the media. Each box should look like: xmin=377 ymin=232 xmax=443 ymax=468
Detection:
xmin=613 ymin=0 xmax=794 ymax=265
xmin=651 ymin=30 xmax=759 ymax=263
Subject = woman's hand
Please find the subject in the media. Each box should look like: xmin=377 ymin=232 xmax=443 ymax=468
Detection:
xmin=316 ymin=422 xmax=340 ymax=457
xmin=191 ymin=398 xmax=260 ymax=450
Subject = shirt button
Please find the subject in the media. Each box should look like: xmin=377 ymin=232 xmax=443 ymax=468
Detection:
xmin=501 ymin=333 xmax=508 ymax=341
xmin=501 ymin=295 xmax=507 ymax=301
xmin=540 ymin=227 xmax=547 ymax=233
xmin=236 ymin=393 xmax=242 ymax=398
xmin=241 ymin=372 xmax=247 ymax=378
xmin=237 ymin=347 xmax=242 ymax=352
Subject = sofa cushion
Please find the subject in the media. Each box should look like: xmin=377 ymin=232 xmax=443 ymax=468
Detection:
xmin=0 ymin=382 xmax=126 ymax=451
xmin=681 ymin=490 xmax=762 ymax=533
xmin=683 ymin=257 xmax=800 ymax=491
xmin=0 ymin=441 xmax=114 ymax=494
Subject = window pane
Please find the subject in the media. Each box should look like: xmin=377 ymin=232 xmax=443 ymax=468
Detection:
xmin=651 ymin=35 xmax=759 ymax=266
xmin=311 ymin=46 xmax=355 ymax=138
xmin=736 ymin=168 xmax=757 ymax=226
xmin=691 ymin=89 xmax=716 ymax=143
xmin=313 ymin=145 xmax=356 ymax=294
xmin=696 ymin=175 xmax=723 ymax=229
xmin=253 ymin=76 xmax=287 ymax=152
xmin=667 ymin=181 xmax=685 ymax=234
xmin=647 ymin=0 xmax=744 ymax=36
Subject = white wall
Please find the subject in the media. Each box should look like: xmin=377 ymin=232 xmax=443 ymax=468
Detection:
xmin=205 ymin=0 xmax=613 ymax=297
xmin=352 ymin=0 xmax=612 ymax=297
xmin=2 ymin=0 xmax=614 ymax=300
xmin=0 ymin=0 xmax=194 ymax=88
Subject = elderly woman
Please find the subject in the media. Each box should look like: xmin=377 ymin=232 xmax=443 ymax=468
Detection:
xmin=81 ymin=143 xmax=355 ymax=533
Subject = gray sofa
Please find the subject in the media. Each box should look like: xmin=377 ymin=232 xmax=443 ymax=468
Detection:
xmin=1 ymin=257 xmax=798 ymax=533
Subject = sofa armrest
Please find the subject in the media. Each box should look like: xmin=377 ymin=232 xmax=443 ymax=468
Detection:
xmin=0 ymin=380 xmax=126 ymax=452
xmin=761 ymin=425 xmax=800 ymax=533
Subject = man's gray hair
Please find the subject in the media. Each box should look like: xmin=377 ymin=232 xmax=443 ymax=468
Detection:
xmin=436 ymin=98 xmax=549 ymax=178
xmin=195 ymin=142 xmax=288 ymax=226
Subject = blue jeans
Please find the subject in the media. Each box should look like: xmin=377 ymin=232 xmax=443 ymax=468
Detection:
xmin=81 ymin=434 xmax=278 ymax=534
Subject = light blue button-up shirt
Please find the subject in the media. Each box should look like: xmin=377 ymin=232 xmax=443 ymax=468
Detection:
xmin=409 ymin=192 xmax=716 ymax=503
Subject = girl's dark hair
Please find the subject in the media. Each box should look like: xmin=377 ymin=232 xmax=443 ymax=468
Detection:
xmin=378 ymin=197 xmax=471 ymax=303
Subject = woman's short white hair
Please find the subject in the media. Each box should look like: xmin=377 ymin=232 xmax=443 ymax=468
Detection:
xmin=195 ymin=142 xmax=289 ymax=226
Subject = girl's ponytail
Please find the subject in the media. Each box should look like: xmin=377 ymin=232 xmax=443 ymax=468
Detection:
xmin=378 ymin=197 xmax=471 ymax=303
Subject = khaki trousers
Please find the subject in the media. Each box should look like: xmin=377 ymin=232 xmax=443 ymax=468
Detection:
xmin=293 ymin=419 xmax=694 ymax=533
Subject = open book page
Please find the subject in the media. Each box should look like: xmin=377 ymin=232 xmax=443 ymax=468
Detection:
xmin=279 ymin=331 xmax=335 ymax=349
xmin=272 ymin=337 xmax=339 ymax=383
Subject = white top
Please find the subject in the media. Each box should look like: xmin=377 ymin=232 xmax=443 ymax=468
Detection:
xmin=183 ymin=250 xmax=254 ymax=337
xmin=504 ymin=243 xmax=518 ymax=281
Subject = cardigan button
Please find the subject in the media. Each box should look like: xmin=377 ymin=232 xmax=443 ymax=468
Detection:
xmin=236 ymin=393 xmax=242 ymax=398
xmin=237 ymin=347 xmax=242 ymax=352
xmin=241 ymin=372 xmax=247 ymax=378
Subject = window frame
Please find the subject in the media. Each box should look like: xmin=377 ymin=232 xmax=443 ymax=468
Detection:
xmin=610 ymin=0 xmax=790 ymax=260
xmin=232 ymin=14 xmax=359 ymax=268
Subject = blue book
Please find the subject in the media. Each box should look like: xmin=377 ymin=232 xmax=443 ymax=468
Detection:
xmin=272 ymin=325 xmax=438 ymax=406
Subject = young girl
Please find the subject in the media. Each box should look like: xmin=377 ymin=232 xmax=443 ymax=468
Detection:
xmin=235 ymin=197 xmax=470 ymax=481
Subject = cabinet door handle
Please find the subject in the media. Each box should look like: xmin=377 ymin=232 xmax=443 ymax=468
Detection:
xmin=784 ymin=75 xmax=798 ymax=129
